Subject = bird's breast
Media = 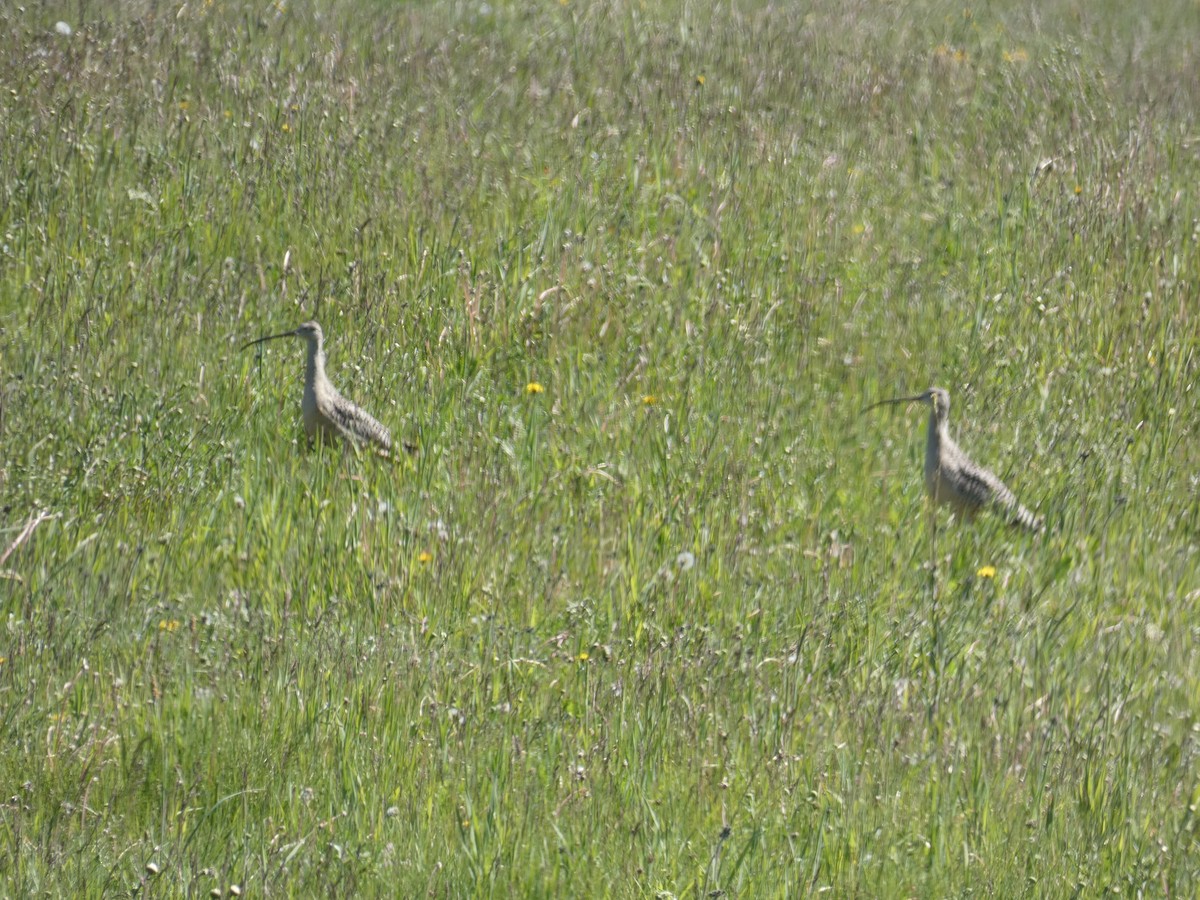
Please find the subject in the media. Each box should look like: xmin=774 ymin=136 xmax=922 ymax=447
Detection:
xmin=301 ymin=386 xmax=319 ymax=437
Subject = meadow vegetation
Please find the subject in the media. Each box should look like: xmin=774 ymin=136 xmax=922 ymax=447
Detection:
xmin=1 ymin=0 xmax=1198 ymax=894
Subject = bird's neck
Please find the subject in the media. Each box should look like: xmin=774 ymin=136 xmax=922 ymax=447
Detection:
xmin=927 ymin=408 xmax=949 ymax=445
xmin=304 ymin=339 xmax=325 ymax=388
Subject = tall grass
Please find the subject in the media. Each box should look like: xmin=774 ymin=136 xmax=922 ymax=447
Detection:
xmin=1 ymin=0 xmax=1197 ymax=894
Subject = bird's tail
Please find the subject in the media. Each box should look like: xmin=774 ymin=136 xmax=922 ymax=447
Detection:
xmin=1008 ymin=502 xmax=1043 ymax=533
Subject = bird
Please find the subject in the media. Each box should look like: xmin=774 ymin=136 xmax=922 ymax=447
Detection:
xmin=242 ymin=320 xmax=394 ymax=452
xmin=864 ymin=386 xmax=1043 ymax=531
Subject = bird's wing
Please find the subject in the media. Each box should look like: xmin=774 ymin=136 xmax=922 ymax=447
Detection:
xmin=322 ymin=392 xmax=392 ymax=450
xmin=955 ymin=456 xmax=1041 ymax=531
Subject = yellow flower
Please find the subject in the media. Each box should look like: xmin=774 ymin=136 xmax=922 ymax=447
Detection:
xmin=933 ymin=44 xmax=968 ymax=64
xmin=642 ymin=395 xmax=657 ymax=406
xmin=577 ymin=652 xmax=589 ymax=662
xmin=281 ymin=122 xmax=291 ymax=133
xmin=525 ymin=382 xmax=544 ymax=395
xmin=418 ymin=551 xmax=433 ymax=564
xmin=695 ymin=74 xmax=706 ymax=86
xmin=976 ymin=566 xmax=996 ymax=579
xmin=1002 ymin=48 xmax=1028 ymax=63
xmin=1074 ymin=184 xmax=1083 ymax=195
xmin=178 ymin=100 xmax=189 ymax=111
xmin=158 ymin=619 xmax=180 ymax=632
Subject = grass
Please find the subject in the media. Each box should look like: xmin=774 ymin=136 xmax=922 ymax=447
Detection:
xmin=1 ymin=0 xmax=1197 ymax=894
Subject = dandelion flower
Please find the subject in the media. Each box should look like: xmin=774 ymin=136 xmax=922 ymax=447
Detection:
xmin=976 ymin=565 xmax=996 ymax=579
xmin=577 ymin=652 xmax=589 ymax=662
xmin=525 ymin=382 xmax=544 ymax=395
xmin=642 ymin=395 xmax=657 ymax=406
xmin=418 ymin=551 xmax=433 ymax=564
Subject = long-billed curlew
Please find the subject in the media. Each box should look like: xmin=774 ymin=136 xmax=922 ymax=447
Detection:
xmin=242 ymin=320 xmax=393 ymax=452
xmin=864 ymin=387 xmax=1043 ymax=531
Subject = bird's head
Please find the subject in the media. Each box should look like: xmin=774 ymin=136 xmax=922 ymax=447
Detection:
xmin=862 ymin=386 xmax=951 ymax=421
xmin=923 ymin=387 xmax=950 ymax=419
xmin=293 ymin=321 xmax=323 ymax=343
xmin=242 ymin=320 xmax=324 ymax=351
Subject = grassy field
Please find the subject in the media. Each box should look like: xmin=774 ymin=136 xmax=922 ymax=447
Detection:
xmin=1 ymin=0 xmax=1198 ymax=894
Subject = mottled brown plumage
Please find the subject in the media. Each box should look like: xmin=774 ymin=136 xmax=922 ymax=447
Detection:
xmin=865 ymin=387 xmax=1042 ymax=531
xmin=243 ymin=321 xmax=392 ymax=451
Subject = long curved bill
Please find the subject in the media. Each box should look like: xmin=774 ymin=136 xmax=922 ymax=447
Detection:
xmin=861 ymin=391 xmax=930 ymax=414
xmin=240 ymin=329 xmax=297 ymax=351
